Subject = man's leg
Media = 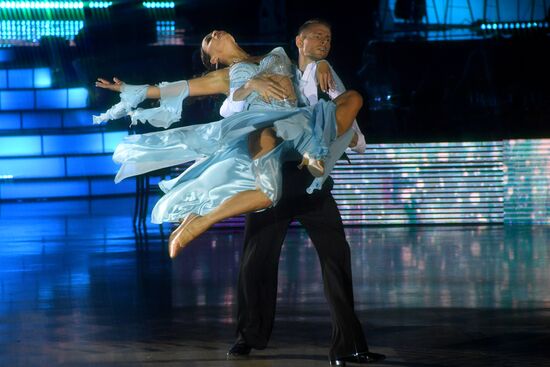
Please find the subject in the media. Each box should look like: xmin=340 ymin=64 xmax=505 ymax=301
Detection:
xmin=296 ymin=193 xmax=369 ymax=360
xmin=234 ymin=206 xmax=292 ymax=351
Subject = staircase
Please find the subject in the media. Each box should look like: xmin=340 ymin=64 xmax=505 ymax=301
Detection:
xmin=0 ymin=60 xmax=134 ymax=201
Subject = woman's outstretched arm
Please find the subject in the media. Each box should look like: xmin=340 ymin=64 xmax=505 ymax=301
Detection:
xmin=188 ymin=68 xmax=229 ymax=96
xmin=95 ymin=77 xmax=161 ymax=98
xmin=95 ymin=68 xmax=230 ymax=98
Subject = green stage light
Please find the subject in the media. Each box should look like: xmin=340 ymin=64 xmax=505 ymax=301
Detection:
xmin=143 ymin=1 xmax=175 ymax=9
xmin=89 ymin=1 xmax=112 ymax=8
xmin=1 ymin=20 xmax=84 ymax=42
xmin=0 ymin=1 xmax=84 ymax=9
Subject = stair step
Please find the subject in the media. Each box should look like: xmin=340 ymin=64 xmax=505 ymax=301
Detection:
xmin=0 ymin=67 xmax=51 ymax=89
xmin=0 ymin=110 xmax=107 ymax=130
xmin=0 ymin=87 xmax=88 ymax=110
xmin=0 ymin=131 xmax=127 ymax=157
xmin=0 ymin=154 xmax=118 ymax=179
xmin=0 ymin=177 xmax=136 ymax=200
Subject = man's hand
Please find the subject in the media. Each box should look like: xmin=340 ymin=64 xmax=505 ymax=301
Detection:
xmin=95 ymin=77 xmax=124 ymax=92
xmin=246 ymin=74 xmax=288 ymax=102
xmin=316 ymin=60 xmax=335 ymax=93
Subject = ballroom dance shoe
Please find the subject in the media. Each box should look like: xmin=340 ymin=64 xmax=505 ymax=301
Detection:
xmin=168 ymin=213 xmax=202 ymax=258
xmin=298 ymin=152 xmax=325 ymax=177
xmin=329 ymin=351 xmax=386 ymax=365
xmin=226 ymin=341 xmax=252 ymax=359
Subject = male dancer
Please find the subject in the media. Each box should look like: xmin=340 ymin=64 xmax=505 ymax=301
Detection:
xmin=227 ymin=20 xmax=385 ymax=365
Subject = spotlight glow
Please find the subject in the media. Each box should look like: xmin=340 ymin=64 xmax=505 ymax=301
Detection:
xmin=143 ymin=1 xmax=175 ymax=8
xmin=0 ymin=1 xmax=84 ymax=9
xmin=89 ymin=1 xmax=112 ymax=8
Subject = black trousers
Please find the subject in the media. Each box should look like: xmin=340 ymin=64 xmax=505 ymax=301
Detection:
xmin=236 ymin=163 xmax=369 ymax=359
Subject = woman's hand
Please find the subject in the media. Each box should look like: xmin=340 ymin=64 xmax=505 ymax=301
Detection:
xmin=316 ymin=60 xmax=335 ymax=93
xmin=95 ymin=77 xmax=124 ymax=93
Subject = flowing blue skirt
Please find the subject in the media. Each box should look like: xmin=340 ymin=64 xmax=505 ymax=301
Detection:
xmin=113 ymin=100 xmax=345 ymax=223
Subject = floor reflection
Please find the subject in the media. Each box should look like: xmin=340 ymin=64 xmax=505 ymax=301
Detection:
xmin=0 ymin=210 xmax=549 ymax=366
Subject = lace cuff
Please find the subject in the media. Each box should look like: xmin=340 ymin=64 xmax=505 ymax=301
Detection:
xmin=92 ymin=84 xmax=148 ymax=124
xmin=129 ymin=80 xmax=189 ymax=129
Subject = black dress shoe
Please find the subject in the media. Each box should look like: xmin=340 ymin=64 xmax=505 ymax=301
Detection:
xmin=226 ymin=341 xmax=252 ymax=359
xmin=329 ymin=351 xmax=386 ymax=365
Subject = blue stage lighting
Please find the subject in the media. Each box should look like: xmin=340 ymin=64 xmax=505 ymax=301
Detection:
xmin=66 ymin=155 xmax=118 ymax=177
xmin=0 ymin=90 xmax=34 ymax=110
xmin=480 ymin=24 xmax=486 ymax=30
xmin=63 ymin=110 xmax=98 ymax=127
xmin=0 ymin=49 xmax=14 ymax=62
xmin=8 ymin=69 xmax=33 ymax=88
xmin=0 ymin=181 xmax=89 ymax=200
xmin=36 ymin=89 xmax=68 ymax=109
xmin=68 ymin=88 xmax=88 ymax=108
xmin=33 ymin=68 xmax=52 ymax=89
xmin=43 ymin=134 xmax=104 ymax=155
xmin=0 ymin=136 xmax=42 ymax=156
xmin=103 ymin=131 xmax=129 ymax=153
xmin=0 ymin=70 xmax=6 ymax=88
xmin=91 ymin=178 xmax=135 ymax=196
xmin=23 ymin=111 xmax=62 ymax=129
xmin=0 ymin=157 xmax=65 ymax=179
xmin=0 ymin=112 xmax=20 ymax=130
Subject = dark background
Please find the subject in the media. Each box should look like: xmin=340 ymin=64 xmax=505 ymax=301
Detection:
xmin=6 ymin=0 xmax=548 ymax=142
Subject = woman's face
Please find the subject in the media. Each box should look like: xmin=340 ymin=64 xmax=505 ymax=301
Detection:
xmin=201 ymin=30 xmax=235 ymax=66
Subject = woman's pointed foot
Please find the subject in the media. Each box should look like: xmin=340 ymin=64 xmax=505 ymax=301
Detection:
xmin=298 ymin=152 xmax=325 ymax=177
xmin=169 ymin=213 xmax=202 ymax=258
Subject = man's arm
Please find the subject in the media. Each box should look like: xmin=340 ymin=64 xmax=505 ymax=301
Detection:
xmin=220 ymin=74 xmax=290 ymax=118
xmin=233 ymin=74 xmax=288 ymax=101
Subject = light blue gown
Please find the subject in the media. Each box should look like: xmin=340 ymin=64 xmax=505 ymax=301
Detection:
xmin=111 ymin=47 xmax=342 ymax=224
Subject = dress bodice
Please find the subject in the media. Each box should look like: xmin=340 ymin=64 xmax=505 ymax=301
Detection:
xmin=229 ymin=47 xmax=297 ymax=111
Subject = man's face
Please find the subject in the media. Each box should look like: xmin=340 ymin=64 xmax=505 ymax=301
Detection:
xmin=297 ymin=23 xmax=332 ymax=61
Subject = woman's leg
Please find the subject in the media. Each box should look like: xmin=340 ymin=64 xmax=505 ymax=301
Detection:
xmin=169 ymin=189 xmax=272 ymax=258
xmin=170 ymin=129 xmax=279 ymax=258
xmin=333 ymin=90 xmax=363 ymax=136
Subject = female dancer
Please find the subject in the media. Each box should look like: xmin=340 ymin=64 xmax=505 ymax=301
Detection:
xmin=95 ymin=30 xmax=362 ymax=258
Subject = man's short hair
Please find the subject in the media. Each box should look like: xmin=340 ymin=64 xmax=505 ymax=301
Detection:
xmin=297 ymin=19 xmax=332 ymax=36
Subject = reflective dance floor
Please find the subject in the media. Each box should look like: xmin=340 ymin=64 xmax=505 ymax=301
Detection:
xmin=0 ymin=198 xmax=549 ymax=366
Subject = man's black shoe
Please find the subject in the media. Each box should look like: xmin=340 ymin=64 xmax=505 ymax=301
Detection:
xmin=329 ymin=351 xmax=386 ymax=365
xmin=226 ymin=341 xmax=252 ymax=359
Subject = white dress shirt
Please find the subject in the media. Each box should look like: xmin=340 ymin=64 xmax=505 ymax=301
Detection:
xmin=296 ymin=60 xmax=366 ymax=153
